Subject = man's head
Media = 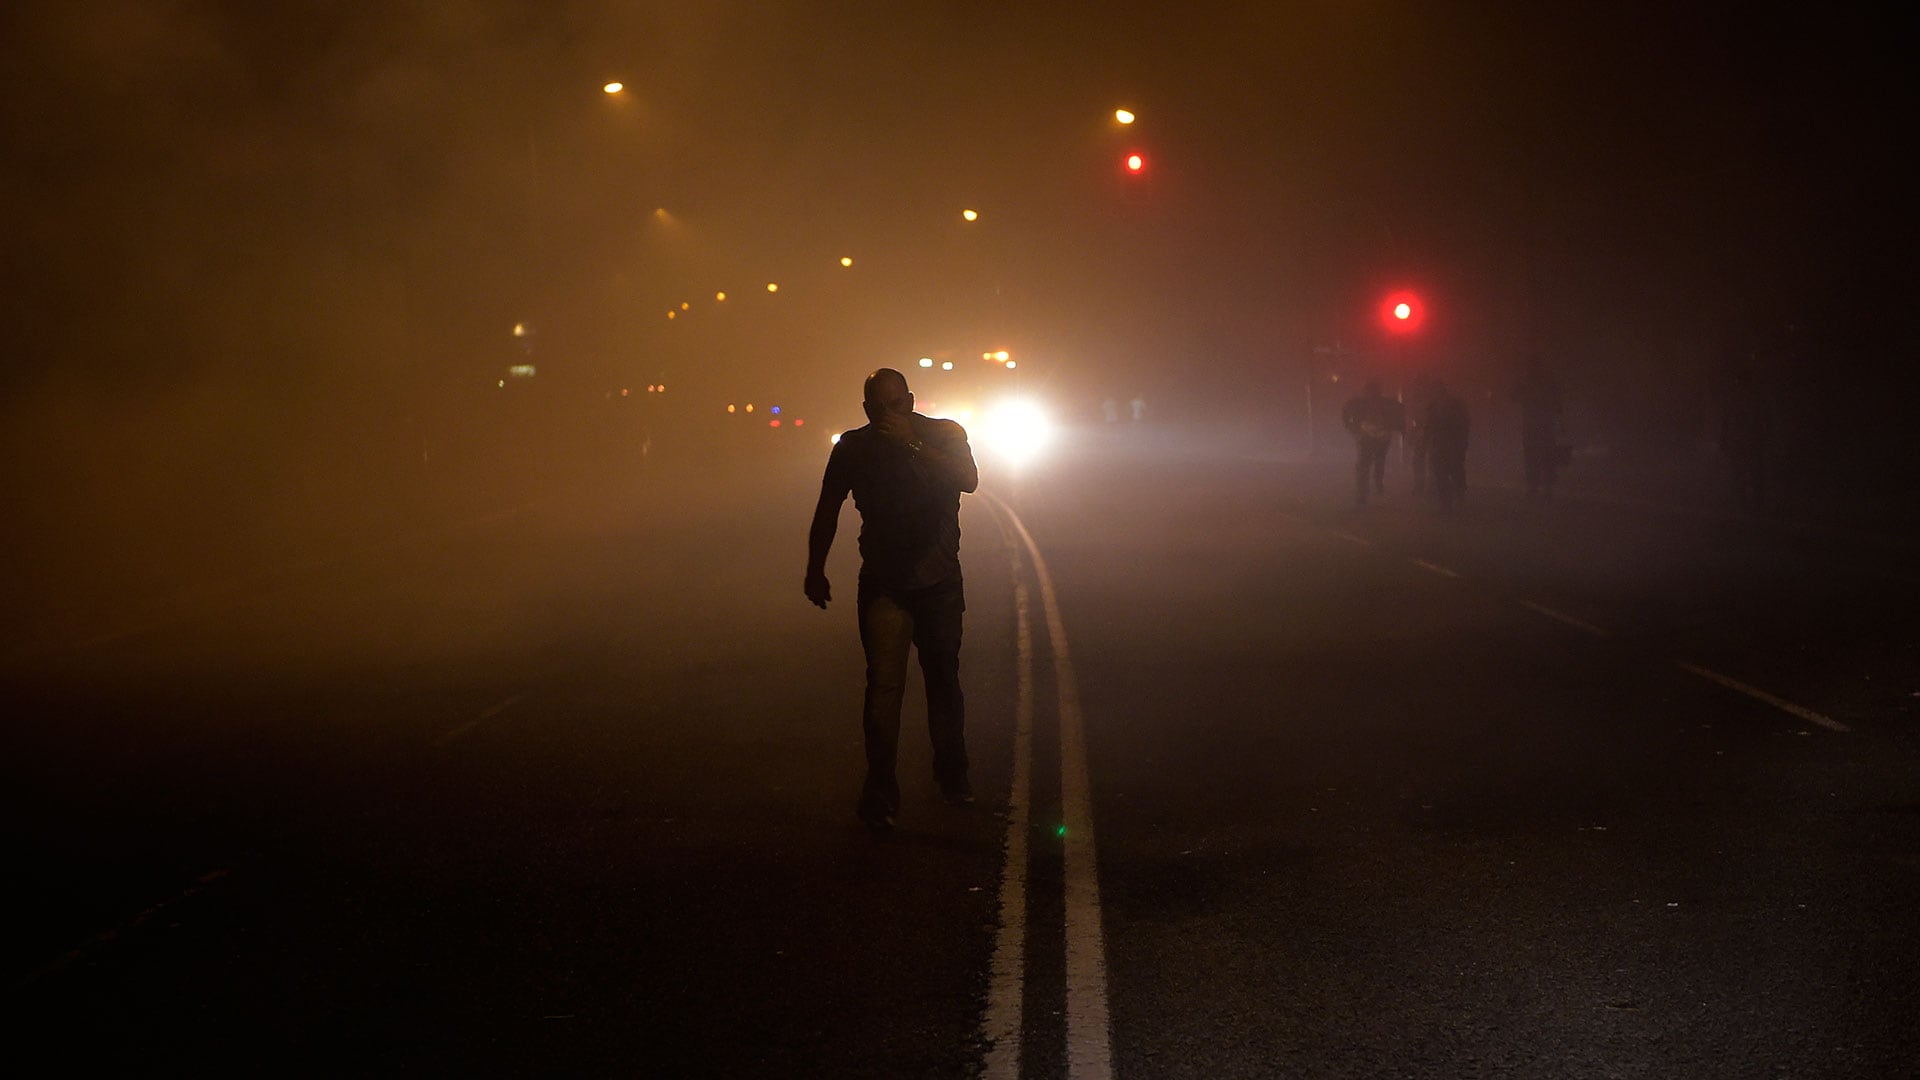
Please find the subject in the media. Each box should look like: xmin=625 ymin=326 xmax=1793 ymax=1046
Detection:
xmin=863 ymin=368 xmax=913 ymax=423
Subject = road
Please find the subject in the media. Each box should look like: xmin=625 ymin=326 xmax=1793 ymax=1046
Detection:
xmin=6 ymin=429 xmax=1918 ymax=1077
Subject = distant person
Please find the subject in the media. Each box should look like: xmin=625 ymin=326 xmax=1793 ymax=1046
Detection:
xmin=1719 ymin=354 xmax=1772 ymax=513
xmin=1424 ymin=380 xmax=1471 ymax=513
xmin=1513 ymin=357 xmax=1563 ymax=500
xmin=805 ymin=368 xmax=980 ymax=834
xmin=1341 ymin=379 xmax=1405 ymax=506
xmin=1406 ymin=375 xmax=1434 ymax=496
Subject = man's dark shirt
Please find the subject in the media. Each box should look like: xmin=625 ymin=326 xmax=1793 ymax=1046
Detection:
xmin=1342 ymin=394 xmax=1405 ymax=441
xmin=822 ymin=414 xmax=975 ymax=592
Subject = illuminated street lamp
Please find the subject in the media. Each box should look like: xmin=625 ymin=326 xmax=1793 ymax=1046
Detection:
xmin=603 ymin=81 xmax=625 ymax=95
xmin=840 ymin=256 xmax=854 ymax=267
xmin=962 ymin=209 xmax=979 ymax=222
xmin=919 ymin=358 xmax=935 ymax=368
xmin=1005 ymin=360 xmax=1017 ymax=370
xmin=715 ymin=291 xmax=727 ymax=302
xmin=941 ymin=361 xmax=954 ymax=370
xmin=994 ymin=350 xmax=1010 ymax=362
xmin=1114 ymin=108 xmax=1136 ymax=124
xmin=766 ymin=282 xmax=779 ymax=293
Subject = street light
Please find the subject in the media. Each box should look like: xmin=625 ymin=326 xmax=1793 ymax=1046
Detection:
xmin=840 ymin=256 xmax=854 ymax=267
xmin=1114 ymin=108 xmax=1136 ymax=125
xmin=766 ymin=282 xmax=779 ymax=293
xmin=962 ymin=209 xmax=979 ymax=222
xmin=603 ymin=82 xmax=625 ymax=95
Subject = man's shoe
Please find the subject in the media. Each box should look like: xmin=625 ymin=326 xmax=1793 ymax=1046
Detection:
xmin=857 ymin=794 xmax=897 ymax=835
xmin=857 ymin=806 xmax=896 ymax=835
xmin=939 ymin=779 xmax=976 ymax=806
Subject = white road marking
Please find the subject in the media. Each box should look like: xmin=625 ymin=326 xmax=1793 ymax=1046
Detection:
xmin=1517 ymin=600 xmax=1612 ymax=638
xmin=17 ymin=868 xmax=230 ymax=990
xmin=980 ymin=578 xmax=1034 ymax=1080
xmin=986 ymin=492 xmax=1115 ymax=1080
xmin=1674 ymin=661 xmax=1850 ymax=732
xmin=434 ymin=692 xmax=529 ymax=746
xmin=1276 ymin=507 xmax=1857 ymax=741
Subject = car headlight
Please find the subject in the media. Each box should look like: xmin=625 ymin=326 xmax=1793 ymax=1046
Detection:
xmin=981 ymin=399 xmax=1054 ymax=465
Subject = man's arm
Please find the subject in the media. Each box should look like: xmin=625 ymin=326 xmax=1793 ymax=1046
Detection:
xmin=910 ymin=419 xmax=979 ymax=493
xmin=805 ymin=462 xmax=850 ymax=608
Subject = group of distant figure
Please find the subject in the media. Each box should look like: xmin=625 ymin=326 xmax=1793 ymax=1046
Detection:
xmin=1340 ymin=359 xmax=1565 ymax=513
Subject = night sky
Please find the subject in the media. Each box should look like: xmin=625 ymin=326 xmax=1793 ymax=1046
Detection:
xmin=2 ymin=2 xmax=1911 ymax=489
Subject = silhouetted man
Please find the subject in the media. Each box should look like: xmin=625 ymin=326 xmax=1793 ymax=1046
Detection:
xmin=1424 ymin=380 xmax=1471 ymax=514
xmin=1341 ymin=379 xmax=1404 ymax=506
xmin=806 ymin=368 xmax=980 ymax=834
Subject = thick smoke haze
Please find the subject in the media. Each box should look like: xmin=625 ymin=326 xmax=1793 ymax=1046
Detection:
xmin=2 ymin=2 xmax=1912 ymax=637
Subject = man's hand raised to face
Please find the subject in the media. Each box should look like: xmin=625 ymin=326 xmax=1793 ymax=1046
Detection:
xmin=874 ymin=407 xmax=915 ymax=447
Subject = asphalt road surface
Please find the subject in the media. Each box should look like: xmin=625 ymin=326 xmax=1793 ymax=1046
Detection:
xmin=7 ymin=429 xmax=1918 ymax=1078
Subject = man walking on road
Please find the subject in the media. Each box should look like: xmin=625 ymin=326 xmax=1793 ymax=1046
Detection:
xmin=806 ymin=368 xmax=980 ymax=834
xmin=1341 ymin=379 xmax=1405 ymax=506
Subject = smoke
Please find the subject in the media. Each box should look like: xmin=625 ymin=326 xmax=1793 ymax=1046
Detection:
xmin=2 ymin=0 xmax=1913 ymax=640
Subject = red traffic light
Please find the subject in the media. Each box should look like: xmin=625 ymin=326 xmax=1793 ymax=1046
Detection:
xmin=1123 ymin=151 xmax=1146 ymax=175
xmin=1379 ymin=289 xmax=1426 ymax=334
